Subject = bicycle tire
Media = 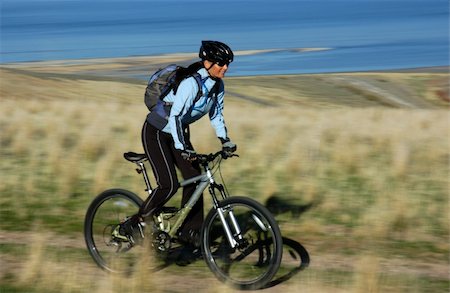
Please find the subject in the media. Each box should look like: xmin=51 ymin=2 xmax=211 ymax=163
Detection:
xmin=201 ymin=196 xmax=283 ymax=290
xmin=84 ymin=188 xmax=143 ymax=273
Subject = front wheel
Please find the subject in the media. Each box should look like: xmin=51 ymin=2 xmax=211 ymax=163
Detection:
xmin=201 ymin=196 xmax=283 ymax=290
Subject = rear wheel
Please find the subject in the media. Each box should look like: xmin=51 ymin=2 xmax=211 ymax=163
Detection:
xmin=201 ymin=196 xmax=283 ymax=290
xmin=84 ymin=189 xmax=145 ymax=273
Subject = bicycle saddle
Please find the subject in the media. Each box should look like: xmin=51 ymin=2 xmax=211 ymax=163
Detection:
xmin=123 ymin=152 xmax=147 ymax=163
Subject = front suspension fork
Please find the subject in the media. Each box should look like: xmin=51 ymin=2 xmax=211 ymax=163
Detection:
xmin=209 ymin=184 xmax=244 ymax=249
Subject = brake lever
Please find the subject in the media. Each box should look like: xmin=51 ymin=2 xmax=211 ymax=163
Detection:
xmin=222 ymin=152 xmax=239 ymax=160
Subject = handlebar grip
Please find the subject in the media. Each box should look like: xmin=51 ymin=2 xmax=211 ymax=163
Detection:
xmin=195 ymin=151 xmax=239 ymax=164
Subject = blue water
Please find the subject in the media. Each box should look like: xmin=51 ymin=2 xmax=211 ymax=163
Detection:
xmin=1 ymin=0 xmax=449 ymax=75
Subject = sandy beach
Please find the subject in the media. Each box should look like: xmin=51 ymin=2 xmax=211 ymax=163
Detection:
xmin=1 ymin=52 xmax=448 ymax=109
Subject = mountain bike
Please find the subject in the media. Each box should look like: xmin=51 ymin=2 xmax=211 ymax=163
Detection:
xmin=84 ymin=150 xmax=283 ymax=290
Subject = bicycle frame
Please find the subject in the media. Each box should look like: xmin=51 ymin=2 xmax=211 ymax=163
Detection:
xmin=134 ymin=154 xmax=242 ymax=249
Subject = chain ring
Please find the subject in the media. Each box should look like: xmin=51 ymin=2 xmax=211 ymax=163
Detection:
xmin=152 ymin=231 xmax=172 ymax=255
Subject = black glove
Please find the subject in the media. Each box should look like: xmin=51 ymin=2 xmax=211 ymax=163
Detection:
xmin=220 ymin=137 xmax=237 ymax=158
xmin=181 ymin=149 xmax=197 ymax=161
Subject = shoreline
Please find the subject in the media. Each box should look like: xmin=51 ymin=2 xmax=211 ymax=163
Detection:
xmin=1 ymin=49 xmax=448 ymax=109
xmin=0 ymin=48 xmax=332 ymax=67
xmin=1 ymin=60 xmax=448 ymax=110
xmin=1 ymin=49 xmax=448 ymax=78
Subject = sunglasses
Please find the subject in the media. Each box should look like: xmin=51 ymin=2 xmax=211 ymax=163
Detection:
xmin=216 ymin=60 xmax=231 ymax=67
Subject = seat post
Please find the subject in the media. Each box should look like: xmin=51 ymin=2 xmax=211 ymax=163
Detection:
xmin=137 ymin=161 xmax=153 ymax=195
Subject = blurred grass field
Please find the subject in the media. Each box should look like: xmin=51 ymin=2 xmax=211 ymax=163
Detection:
xmin=0 ymin=64 xmax=449 ymax=292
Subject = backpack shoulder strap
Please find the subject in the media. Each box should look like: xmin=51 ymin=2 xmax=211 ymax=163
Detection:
xmin=191 ymin=73 xmax=204 ymax=102
xmin=209 ymin=79 xmax=223 ymax=99
xmin=190 ymin=74 xmax=223 ymax=104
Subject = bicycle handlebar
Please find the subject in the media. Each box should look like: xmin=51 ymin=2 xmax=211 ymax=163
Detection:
xmin=196 ymin=150 xmax=238 ymax=164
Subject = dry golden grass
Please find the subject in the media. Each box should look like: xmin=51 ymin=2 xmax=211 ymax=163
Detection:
xmin=0 ymin=64 xmax=448 ymax=292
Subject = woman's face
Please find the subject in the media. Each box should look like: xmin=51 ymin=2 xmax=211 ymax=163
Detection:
xmin=204 ymin=60 xmax=229 ymax=79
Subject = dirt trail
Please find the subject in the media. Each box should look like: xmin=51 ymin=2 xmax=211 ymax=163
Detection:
xmin=1 ymin=230 xmax=448 ymax=285
xmin=329 ymin=76 xmax=438 ymax=109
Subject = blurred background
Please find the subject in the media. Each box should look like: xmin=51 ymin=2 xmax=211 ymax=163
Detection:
xmin=1 ymin=1 xmax=449 ymax=292
xmin=1 ymin=0 xmax=449 ymax=74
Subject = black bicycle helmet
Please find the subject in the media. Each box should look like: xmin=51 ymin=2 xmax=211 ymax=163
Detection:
xmin=199 ymin=40 xmax=234 ymax=66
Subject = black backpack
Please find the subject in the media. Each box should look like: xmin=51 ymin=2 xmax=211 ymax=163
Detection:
xmin=144 ymin=64 xmax=204 ymax=111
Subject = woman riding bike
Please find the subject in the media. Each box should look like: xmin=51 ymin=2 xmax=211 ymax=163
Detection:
xmin=117 ymin=40 xmax=237 ymax=253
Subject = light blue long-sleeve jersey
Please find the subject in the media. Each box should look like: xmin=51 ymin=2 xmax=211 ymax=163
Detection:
xmin=161 ymin=68 xmax=228 ymax=150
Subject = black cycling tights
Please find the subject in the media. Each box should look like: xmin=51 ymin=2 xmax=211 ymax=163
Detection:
xmin=140 ymin=121 xmax=203 ymax=232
